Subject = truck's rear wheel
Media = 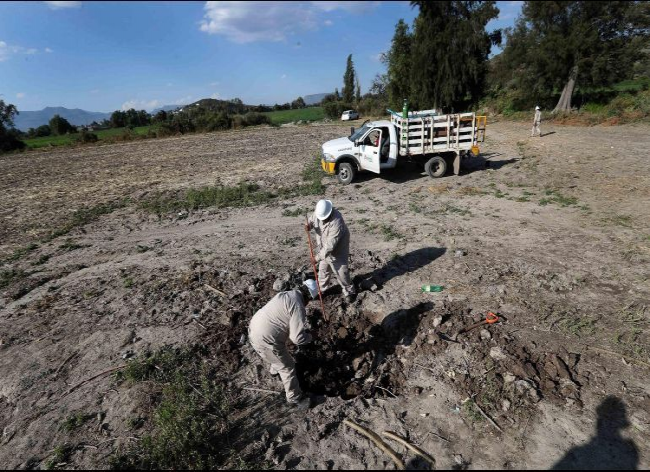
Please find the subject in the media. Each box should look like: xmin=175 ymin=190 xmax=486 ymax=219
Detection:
xmin=425 ymin=156 xmax=447 ymax=178
xmin=337 ymin=163 xmax=356 ymax=185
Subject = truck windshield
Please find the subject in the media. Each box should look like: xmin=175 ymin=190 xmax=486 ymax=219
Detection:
xmin=349 ymin=125 xmax=370 ymax=142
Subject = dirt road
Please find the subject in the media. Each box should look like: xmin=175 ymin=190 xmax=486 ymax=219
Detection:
xmin=1 ymin=121 xmax=649 ymax=469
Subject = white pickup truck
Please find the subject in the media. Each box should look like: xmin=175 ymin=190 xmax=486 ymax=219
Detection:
xmin=320 ymin=108 xmax=487 ymax=184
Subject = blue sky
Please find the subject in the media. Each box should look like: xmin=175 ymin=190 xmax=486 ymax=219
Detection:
xmin=0 ymin=1 xmax=522 ymax=112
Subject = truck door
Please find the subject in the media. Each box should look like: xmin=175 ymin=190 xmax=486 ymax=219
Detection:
xmin=359 ymin=128 xmax=381 ymax=174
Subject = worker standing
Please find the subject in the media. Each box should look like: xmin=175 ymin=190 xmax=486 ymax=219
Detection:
xmin=248 ymin=280 xmax=318 ymax=409
xmin=531 ymin=106 xmax=542 ymax=137
xmin=306 ymin=200 xmax=357 ymax=303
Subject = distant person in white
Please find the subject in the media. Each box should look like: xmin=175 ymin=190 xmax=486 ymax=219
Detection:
xmin=531 ymin=106 xmax=542 ymax=137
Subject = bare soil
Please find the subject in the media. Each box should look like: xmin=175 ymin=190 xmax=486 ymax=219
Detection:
xmin=1 ymin=120 xmax=649 ymax=469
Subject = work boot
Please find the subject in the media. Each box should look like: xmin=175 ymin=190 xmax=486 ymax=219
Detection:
xmin=345 ymin=293 xmax=357 ymax=304
xmin=288 ymin=395 xmax=310 ymax=411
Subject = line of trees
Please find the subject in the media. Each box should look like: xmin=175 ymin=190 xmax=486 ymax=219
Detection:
xmin=377 ymin=1 xmax=649 ymax=115
xmin=489 ymin=1 xmax=650 ymax=112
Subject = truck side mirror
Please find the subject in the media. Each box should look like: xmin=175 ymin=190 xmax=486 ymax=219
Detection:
xmin=354 ymin=139 xmax=360 ymax=147
xmin=350 ymin=127 xmax=355 ymax=136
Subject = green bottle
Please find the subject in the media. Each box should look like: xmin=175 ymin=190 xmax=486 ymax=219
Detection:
xmin=421 ymin=285 xmax=444 ymax=293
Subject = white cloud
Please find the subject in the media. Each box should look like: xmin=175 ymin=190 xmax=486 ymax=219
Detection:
xmin=310 ymin=1 xmax=376 ymax=13
xmin=16 ymin=92 xmax=26 ymax=99
xmin=121 ymin=99 xmax=161 ymax=111
xmin=199 ymin=1 xmax=377 ymax=43
xmin=44 ymin=1 xmax=82 ymax=10
xmin=324 ymin=19 xmax=333 ymax=26
xmin=0 ymin=41 xmax=40 ymax=61
xmin=210 ymin=81 xmax=220 ymax=86
xmin=210 ymin=92 xmax=220 ymax=99
xmin=45 ymin=47 xmax=54 ymax=53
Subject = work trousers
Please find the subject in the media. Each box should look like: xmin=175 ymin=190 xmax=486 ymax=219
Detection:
xmin=250 ymin=340 xmax=302 ymax=403
xmin=531 ymin=122 xmax=541 ymax=137
xmin=319 ymin=257 xmax=355 ymax=297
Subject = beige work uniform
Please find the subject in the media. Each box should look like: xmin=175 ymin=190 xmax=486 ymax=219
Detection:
xmin=309 ymin=209 xmax=355 ymax=296
xmin=531 ymin=110 xmax=541 ymax=137
xmin=248 ymin=290 xmax=312 ymax=402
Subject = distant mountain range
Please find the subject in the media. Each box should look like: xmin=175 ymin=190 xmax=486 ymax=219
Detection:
xmin=304 ymin=93 xmax=330 ymax=106
xmin=151 ymin=104 xmax=182 ymax=114
xmin=13 ymin=95 xmax=328 ymax=131
xmin=13 ymin=107 xmax=111 ymax=131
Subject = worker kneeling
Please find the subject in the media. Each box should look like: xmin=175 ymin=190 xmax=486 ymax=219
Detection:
xmin=248 ymin=279 xmax=318 ymax=409
xmin=307 ymin=199 xmax=356 ymax=303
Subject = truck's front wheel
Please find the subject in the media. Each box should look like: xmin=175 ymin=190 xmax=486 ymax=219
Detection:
xmin=337 ymin=163 xmax=356 ymax=185
xmin=425 ymin=156 xmax=447 ymax=178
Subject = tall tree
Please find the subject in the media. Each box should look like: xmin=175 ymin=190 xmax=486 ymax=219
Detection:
xmin=342 ymin=54 xmax=356 ymax=103
xmin=500 ymin=1 xmax=650 ymax=112
xmin=0 ymin=100 xmax=26 ymax=152
xmin=49 ymin=114 xmax=75 ymax=135
xmin=386 ymin=19 xmax=413 ymax=109
xmin=409 ymin=1 xmax=500 ymax=112
xmin=355 ymin=77 xmax=362 ymax=104
xmin=334 ymin=88 xmax=341 ymax=100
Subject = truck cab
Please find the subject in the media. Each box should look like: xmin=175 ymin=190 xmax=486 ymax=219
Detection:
xmin=321 ymin=120 xmax=398 ymax=184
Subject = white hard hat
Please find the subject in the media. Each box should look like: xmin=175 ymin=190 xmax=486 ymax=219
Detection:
xmin=302 ymin=279 xmax=318 ymax=299
xmin=535 ymin=106 xmax=540 ymax=110
xmin=315 ymin=199 xmax=333 ymax=221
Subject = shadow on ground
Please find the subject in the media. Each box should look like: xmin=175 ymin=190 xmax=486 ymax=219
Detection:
xmin=355 ymin=247 xmax=447 ymax=289
xmin=552 ymin=396 xmax=639 ymax=470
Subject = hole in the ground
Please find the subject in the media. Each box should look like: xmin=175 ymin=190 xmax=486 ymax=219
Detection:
xmin=295 ymin=301 xmax=433 ymax=399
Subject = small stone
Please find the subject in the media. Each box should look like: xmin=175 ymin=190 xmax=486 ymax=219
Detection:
xmin=432 ymin=315 xmax=443 ymax=328
xmin=503 ymin=373 xmax=517 ymax=384
xmin=490 ymin=347 xmax=508 ymax=361
xmin=514 ymin=379 xmax=534 ymax=395
xmin=480 ymin=329 xmax=491 ymax=340
xmin=502 ymin=399 xmax=511 ymax=411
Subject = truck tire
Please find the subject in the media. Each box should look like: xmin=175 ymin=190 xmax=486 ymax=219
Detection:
xmin=337 ymin=162 xmax=356 ymax=185
xmin=425 ymin=156 xmax=447 ymax=178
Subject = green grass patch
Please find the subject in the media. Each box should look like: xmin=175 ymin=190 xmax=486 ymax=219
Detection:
xmin=262 ymin=107 xmax=324 ymax=125
xmin=380 ymin=224 xmax=403 ymax=241
xmin=538 ymin=189 xmax=578 ymax=208
xmin=46 ymin=199 xmax=129 ymax=241
xmin=0 ymin=269 xmax=28 ymax=290
xmin=32 ymin=254 xmax=51 ymax=266
xmin=140 ymin=158 xmax=325 ymax=215
xmin=7 ymin=243 xmax=39 ymax=262
xmin=558 ymin=316 xmax=597 ymax=338
xmin=111 ymin=347 xmax=237 ymax=470
xmin=462 ymin=400 xmax=484 ymax=423
xmin=442 ymin=204 xmax=472 ymax=217
xmin=60 ymin=412 xmax=93 ymax=433
xmin=24 ymin=126 xmax=156 ymax=149
xmin=45 ymin=444 xmax=74 ymax=470
xmin=282 ymin=207 xmax=310 ymax=217
xmin=409 ymin=202 xmax=422 ymax=213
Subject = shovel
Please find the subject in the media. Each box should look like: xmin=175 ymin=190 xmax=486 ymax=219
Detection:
xmin=455 ymin=312 xmax=500 ymax=340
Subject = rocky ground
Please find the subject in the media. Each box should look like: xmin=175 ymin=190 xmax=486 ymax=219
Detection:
xmin=1 ymin=120 xmax=649 ymax=469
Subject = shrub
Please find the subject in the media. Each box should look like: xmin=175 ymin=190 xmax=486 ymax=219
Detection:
xmin=77 ymin=130 xmax=99 ymax=143
xmin=323 ymin=101 xmax=354 ymax=119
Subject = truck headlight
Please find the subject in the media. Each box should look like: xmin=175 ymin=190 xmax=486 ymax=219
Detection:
xmin=323 ymin=153 xmax=335 ymax=162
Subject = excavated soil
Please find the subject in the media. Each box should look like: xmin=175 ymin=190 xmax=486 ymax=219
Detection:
xmin=1 ymin=121 xmax=650 ymax=469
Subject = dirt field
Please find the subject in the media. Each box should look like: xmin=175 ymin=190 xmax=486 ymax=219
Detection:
xmin=1 ymin=120 xmax=649 ymax=469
